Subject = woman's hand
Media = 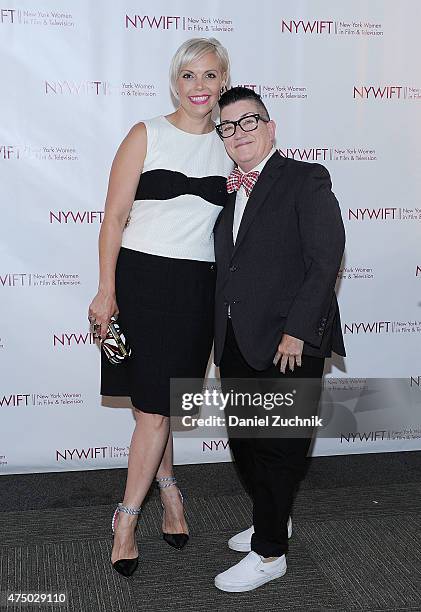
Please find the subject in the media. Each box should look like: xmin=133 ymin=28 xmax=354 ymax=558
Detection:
xmin=88 ymin=290 xmax=119 ymax=340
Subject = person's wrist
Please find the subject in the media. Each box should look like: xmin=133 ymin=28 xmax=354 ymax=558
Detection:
xmin=98 ymin=284 xmax=116 ymax=297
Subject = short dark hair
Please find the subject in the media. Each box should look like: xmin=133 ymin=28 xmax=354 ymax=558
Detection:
xmin=218 ymin=86 xmax=270 ymax=120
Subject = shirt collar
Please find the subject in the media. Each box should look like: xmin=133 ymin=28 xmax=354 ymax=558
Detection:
xmin=238 ymin=147 xmax=276 ymax=175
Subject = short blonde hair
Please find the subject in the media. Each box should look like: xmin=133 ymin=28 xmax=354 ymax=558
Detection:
xmin=169 ymin=37 xmax=230 ymax=98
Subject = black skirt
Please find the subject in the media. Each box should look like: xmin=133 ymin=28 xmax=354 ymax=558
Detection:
xmin=100 ymin=247 xmax=216 ymax=416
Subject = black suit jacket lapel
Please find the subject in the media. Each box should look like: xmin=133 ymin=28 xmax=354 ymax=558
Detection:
xmin=232 ymin=151 xmax=286 ymax=257
xmin=223 ymin=191 xmax=236 ymax=254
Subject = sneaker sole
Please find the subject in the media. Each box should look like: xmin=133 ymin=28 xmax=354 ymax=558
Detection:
xmin=214 ymin=567 xmax=287 ymax=592
xmin=228 ymin=527 xmax=292 ymax=552
xmin=228 ymin=540 xmax=251 ymax=552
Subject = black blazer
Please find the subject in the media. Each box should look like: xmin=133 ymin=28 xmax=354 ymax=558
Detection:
xmin=213 ymin=151 xmax=346 ymax=370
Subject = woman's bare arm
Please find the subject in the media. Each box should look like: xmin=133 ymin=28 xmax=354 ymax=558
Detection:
xmin=89 ymin=122 xmax=147 ymax=338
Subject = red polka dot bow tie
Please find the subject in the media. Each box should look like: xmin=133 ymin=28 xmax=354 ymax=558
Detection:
xmin=226 ymin=168 xmax=260 ymax=197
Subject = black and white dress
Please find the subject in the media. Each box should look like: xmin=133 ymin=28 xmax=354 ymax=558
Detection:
xmin=100 ymin=115 xmax=233 ymax=415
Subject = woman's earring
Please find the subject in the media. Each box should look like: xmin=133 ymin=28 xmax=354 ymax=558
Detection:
xmin=220 ymin=85 xmax=227 ymax=97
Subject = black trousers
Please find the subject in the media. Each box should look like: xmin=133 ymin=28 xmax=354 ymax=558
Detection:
xmin=220 ymin=319 xmax=325 ymax=557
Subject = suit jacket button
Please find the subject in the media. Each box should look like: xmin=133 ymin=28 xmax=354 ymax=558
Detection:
xmin=229 ymin=265 xmax=237 ymax=272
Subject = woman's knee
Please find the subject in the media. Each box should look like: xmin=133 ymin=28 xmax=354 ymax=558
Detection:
xmin=135 ymin=409 xmax=169 ymax=431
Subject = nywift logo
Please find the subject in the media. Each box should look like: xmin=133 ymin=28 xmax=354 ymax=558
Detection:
xmin=340 ymin=430 xmax=390 ymax=443
xmin=281 ymin=20 xmax=334 ymax=34
xmin=1 ymin=9 xmax=75 ymax=27
xmin=281 ymin=18 xmax=384 ymax=37
xmin=0 ymin=394 xmax=33 ymax=407
xmin=344 ymin=321 xmax=421 ymax=334
xmin=0 ymin=8 xmax=16 ymax=22
xmin=49 ymin=211 xmax=104 ymax=223
xmin=348 ymin=208 xmax=397 ymax=221
xmin=202 ymin=440 xmax=230 ymax=452
xmin=0 ymin=144 xmax=78 ymax=161
xmin=56 ymin=447 xmax=108 ymax=461
xmin=125 ymin=14 xmax=234 ymax=33
xmin=354 ymin=85 xmax=404 ymax=100
xmin=56 ymin=445 xmax=129 ymax=461
xmin=53 ymin=332 xmax=96 ymax=347
xmin=126 ymin=15 xmax=181 ymax=29
xmin=279 ymin=147 xmax=377 ymax=162
xmin=353 ymin=85 xmax=420 ymax=101
xmin=235 ymin=83 xmax=308 ymax=100
xmin=348 ymin=207 xmax=421 ymax=222
xmin=343 ymin=321 xmax=391 ymax=334
xmin=44 ymin=80 xmax=158 ymax=98
xmin=280 ymin=147 xmax=330 ymax=161
xmin=45 ymin=81 xmax=109 ymax=95
xmin=0 ymin=272 xmax=81 ymax=288
xmin=0 ymin=273 xmax=33 ymax=287
xmin=0 ymin=145 xmax=21 ymax=159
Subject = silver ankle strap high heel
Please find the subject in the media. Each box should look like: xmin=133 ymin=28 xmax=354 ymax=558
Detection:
xmin=156 ymin=476 xmax=188 ymax=550
xmin=156 ymin=476 xmax=184 ymax=501
xmin=111 ymin=503 xmax=142 ymax=578
xmin=112 ymin=502 xmax=142 ymax=533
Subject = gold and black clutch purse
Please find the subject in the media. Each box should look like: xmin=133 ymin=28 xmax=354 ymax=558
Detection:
xmin=101 ymin=316 xmax=132 ymax=365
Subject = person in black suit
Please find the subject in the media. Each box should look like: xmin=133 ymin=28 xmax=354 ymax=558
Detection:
xmin=213 ymin=87 xmax=345 ymax=592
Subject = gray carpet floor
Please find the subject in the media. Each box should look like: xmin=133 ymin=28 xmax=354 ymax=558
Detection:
xmin=0 ymin=452 xmax=420 ymax=612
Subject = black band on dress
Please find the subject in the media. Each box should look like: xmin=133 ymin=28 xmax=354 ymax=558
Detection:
xmin=135 ymin=169 xmax=228 ymax=207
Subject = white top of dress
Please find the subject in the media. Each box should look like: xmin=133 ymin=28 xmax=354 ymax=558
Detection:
xmin=121 ymin=115 xmax=233 ymax=262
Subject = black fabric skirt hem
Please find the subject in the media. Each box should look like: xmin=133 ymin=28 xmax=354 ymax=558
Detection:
xmin=100 ymin=247 xmax=216 ymax=417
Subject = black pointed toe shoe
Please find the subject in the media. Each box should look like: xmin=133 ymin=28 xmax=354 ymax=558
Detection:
xmin=156 ymin=476 xmax=189 ymax=550
xmin=112 ymin=557 xmax=139 ymax=577
xmin=111 ymin=502 xmax=142 ymax=577
xmin=162 ymin=532 xmax=189 ymax=550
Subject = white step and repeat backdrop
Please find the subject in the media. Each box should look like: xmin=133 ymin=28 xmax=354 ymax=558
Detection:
xmin=1 ymin=0 xmax=420 ymax=474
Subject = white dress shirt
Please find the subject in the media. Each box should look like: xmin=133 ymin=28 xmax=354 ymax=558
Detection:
xmin=232 ymin=147 xmax=276 ymax=243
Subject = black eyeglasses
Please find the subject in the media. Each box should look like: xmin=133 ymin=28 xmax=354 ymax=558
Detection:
xmin=215 ymin=113 xmax=270 ymax=138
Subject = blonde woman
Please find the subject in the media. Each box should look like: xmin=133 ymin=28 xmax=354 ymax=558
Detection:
xmin=88 ymin=38 xmax=232 ymax=577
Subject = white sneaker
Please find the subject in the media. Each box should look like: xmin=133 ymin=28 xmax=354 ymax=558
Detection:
xmin=228 ymin=516 xmax=292 ymax=552
xmin=215 ymin=551 xmax=287 ymax=592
